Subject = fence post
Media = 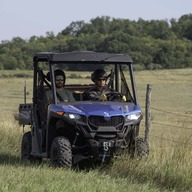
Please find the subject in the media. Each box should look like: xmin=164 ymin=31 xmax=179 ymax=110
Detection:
xmin=145 ymin=84 xmax=152 ymax=142
xmin=24 ymin=81 xmax=26 ymax=104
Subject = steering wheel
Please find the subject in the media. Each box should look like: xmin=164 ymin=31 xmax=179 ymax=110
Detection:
xmin=105 ymin=92 xmax=124 ymax=101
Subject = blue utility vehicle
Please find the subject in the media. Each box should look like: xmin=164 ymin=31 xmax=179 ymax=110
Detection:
xmin=19 ymin=52 xmax=149 ymax=168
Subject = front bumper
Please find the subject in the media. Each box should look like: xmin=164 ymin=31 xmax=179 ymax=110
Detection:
xmin=72 ymin=138 xmax=126 ymax=164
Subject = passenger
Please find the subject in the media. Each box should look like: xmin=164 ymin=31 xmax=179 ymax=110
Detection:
xmin=46 ymin=69 xmax=75 ymax=103
xmin=83 ymin=69 xmax=115 ymax=101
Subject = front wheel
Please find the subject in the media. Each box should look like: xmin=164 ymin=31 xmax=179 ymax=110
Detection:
xmin=50 ymin=136 xmax=72 ymax=168
xmin=130 ymin=137 xmax=149 ymax=158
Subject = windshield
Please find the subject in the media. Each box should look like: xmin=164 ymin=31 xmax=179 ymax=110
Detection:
xmin=36 ymin=62 xmax=135 ymax=103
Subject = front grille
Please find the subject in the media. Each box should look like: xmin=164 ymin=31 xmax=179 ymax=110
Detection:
xmin=88 ymin=115 xmax=124 ymax=131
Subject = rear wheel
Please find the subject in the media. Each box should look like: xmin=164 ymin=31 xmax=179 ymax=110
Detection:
xmin=50 ymin=136 xmax=72 ymax=168
xmin=21 ymin=131 xmax=42 ymax=163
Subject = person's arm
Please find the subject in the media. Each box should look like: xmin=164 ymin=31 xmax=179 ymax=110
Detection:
xmin=87 ymin=91 xmax=100 ymax=101
xmin=45 ymin=90 xmax=53 ymax=105
xmin=83 ymin=88 xmax=100 ymax=101
xmin=68 ymin=91 xmax=75 ymax=102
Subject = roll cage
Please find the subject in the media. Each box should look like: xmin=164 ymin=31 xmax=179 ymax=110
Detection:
xmin=33 ymin=51 xmax=138 ymax=105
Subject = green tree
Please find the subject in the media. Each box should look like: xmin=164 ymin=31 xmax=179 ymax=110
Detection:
xmin=0 ymin=14 xmax=192 ymax=70
xmin=171 ymin=14 xmax=192 ymax=40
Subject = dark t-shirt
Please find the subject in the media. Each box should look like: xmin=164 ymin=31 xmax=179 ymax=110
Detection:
xmin=46 ymin=87 xmax=75 ymax=103
xmin=83 ymin=85 xmax=113 ymax=101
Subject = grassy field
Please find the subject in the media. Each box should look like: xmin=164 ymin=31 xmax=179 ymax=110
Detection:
xmin=0 ymin=68 xmax=192 ymax=192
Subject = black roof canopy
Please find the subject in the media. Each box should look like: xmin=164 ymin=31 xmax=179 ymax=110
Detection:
xmin=33 ymin=51 xmax=133 ymax=64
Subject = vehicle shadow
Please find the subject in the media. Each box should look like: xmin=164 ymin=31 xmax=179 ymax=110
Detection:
xmin=73 ymin=159 xmax=113 ymax=172
xmin=0 ymin=153 xmax=21 ymax=166
xmin=0 ymin=153 xmax=49 ymax=168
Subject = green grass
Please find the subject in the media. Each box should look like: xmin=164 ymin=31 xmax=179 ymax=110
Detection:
xmin=0 ymin=68 xmax=192 ymax=191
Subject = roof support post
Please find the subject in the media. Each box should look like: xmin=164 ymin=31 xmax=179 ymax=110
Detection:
xmin=129 ymin=64 xmax=138 ymax=105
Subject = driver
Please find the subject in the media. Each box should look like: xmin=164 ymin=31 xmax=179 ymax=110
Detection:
xmin=83 ymin=69 xmax=125 ymax=101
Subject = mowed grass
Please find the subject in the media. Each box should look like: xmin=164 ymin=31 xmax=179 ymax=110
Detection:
xmin=0 ymin=68 xmax=192 ymax=192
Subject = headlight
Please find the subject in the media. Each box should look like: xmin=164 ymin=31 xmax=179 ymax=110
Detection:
xmin=126 ymin=112 xmax=142 ymax=120
xmin=64 ymin=113 xmax=82 ymax=120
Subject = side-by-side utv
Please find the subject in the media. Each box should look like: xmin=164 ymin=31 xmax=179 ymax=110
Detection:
xmin=18 ymin=51 xmax=149 ymax=168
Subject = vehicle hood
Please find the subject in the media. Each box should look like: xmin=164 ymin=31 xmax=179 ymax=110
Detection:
xmin=50 ymin=101 xmax=142 ymax=117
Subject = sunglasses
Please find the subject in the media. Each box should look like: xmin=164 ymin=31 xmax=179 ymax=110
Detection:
xmin=97 ymin=78 xmax=106 ymax=81
xmin=55 ymin=77 xmax=64 ymax=81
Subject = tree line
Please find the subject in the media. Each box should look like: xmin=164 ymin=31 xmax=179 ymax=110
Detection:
xmin=0 ymin=14 xmax=192 ymax=70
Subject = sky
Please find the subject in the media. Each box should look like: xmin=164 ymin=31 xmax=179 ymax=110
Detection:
xmin=0 ymin=0 xmax=192 ymax=42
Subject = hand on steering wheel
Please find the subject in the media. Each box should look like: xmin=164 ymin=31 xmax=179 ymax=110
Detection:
xmin=105 ymin=92 xmax=126 ymax=101
xmin=99 ymin=94 xmax=108 ymax=101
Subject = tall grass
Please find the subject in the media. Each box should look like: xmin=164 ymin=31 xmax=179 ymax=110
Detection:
xmin=0 ymin=68 xmax=192 ymax=191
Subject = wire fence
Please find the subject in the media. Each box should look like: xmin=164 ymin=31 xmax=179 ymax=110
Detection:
xmin=151 ymin=106 xmax=192 ymax=118
xmin=1 ymin=102 xmax=192 ymax=146
xmin=150 ymin=134 xmax=192 ymax=147
xmin=151 ymin=121 xmax=192 ymax=131
xmin=141 ymin=106 xmax=192 ymax=145
xmin=0 ymin=107 xmax=18 ymax=113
